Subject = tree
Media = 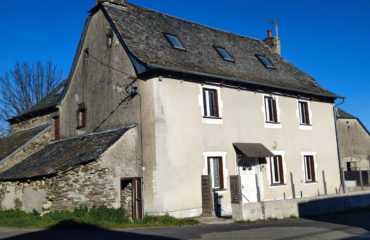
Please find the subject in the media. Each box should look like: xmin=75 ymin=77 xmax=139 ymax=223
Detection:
xmin=0 ymin=61 xmax=62 ymax=136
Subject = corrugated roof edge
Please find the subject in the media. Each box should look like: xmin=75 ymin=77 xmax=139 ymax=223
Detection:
xmin=0 ymin=124 xmax=51 ymax=166
xmin=146 ymin=63 xmax=342 ymax=100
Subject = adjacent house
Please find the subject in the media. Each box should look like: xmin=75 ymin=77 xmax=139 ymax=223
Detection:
xmin=337 ymin=108 xmax=370 ymax=171
xmin=0 ymin=0 xmax=343 ymax=219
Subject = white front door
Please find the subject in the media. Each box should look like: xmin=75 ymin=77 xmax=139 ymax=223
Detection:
xmin=239 ymin=163 xmax=258 ymax=203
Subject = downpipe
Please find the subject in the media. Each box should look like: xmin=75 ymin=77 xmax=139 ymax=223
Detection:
xmin=334 ymin=97 xmax=345 ymax=193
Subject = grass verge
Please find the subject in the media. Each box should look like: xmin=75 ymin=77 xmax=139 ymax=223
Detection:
xmin=0 ymin=206 xmax=199 ymax=229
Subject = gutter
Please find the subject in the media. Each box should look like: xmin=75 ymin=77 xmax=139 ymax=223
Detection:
xmin=147 ymin=64 xmax=342 ymax=100
xmin=333 ymin=97 xmax=346 ymax=193
xmin=0 ymin=125 xmax=51 ymax=166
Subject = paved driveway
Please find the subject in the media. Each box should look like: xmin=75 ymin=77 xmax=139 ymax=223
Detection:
xmin=0 ymin=212 xmax=370 ymax=239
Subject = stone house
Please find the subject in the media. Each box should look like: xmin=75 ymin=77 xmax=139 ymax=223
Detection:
xmin=337 ymin=108 xmax=370 ymax=171
xmin=0 ymin=0 xmax=343 ymax=219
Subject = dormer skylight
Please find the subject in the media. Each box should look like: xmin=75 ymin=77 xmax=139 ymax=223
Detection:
xmin=256 ymin=55 xmax=275 ymax=68
xmin=214 ymin=46 xmax=234 ymax=62
xmin=164 ymin=33 xmax=185 ymax=50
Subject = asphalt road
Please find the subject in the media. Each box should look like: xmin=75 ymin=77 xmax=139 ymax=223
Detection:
xmin=0 ymin=212 xmax=370 ymax=240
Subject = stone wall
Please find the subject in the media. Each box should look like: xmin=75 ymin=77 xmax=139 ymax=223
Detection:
xmin=10 ymin=115 xmax=51 ymax=133
xmin=0 ymin=158 xmax=118 ymax=213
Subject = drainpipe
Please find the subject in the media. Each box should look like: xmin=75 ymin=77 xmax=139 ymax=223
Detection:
xmin=334 ymin=97 xmax=345 ymax=193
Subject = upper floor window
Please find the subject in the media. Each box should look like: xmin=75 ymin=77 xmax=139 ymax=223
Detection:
xmin=164 ymin=33 xmax=185 ymax=50
xmin=106 ymin=31 xmax=113 ymax=48
xmin=304 ymin=155 xmax=316 ymax=182
xmin=298 ymin=101 xmax=310 ymax=125
xmin=256 ymin=55 xmax=275 ymax=68
xmin=53 ymin=116 xmax=60 ymax=140
xmin=203 ymin=88 xmax=219 ymax=118
xmin=77 ymin=103 xmax=86 ymax=129
xmin=214 ymin=46 xmax=234 ymax=62
xmin=270 ymin=155 xmax=284 ymax=185
xmin=264 ymin=96 xmax=278 ymax=123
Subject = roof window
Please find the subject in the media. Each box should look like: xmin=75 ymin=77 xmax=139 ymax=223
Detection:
xmin=214 ymin=47 xmax=234 ymax=61
xmin=256 ymin=55 xmax=274 ymax=68
xmin=164 ymin=33 xmax=185 ymax=50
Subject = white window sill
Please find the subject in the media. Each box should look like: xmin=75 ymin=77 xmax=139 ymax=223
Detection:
xmin=264 ymin=122 xmax=281 ymax=129
xmin=202 ymin=117 xmax=223 ymax=125
xmin=299 ymin=125 xmax=312 ymax=130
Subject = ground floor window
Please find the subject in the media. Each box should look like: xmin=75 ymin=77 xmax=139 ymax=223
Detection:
xmin=270 ymin=155 xmax=284 ymax=184
xmin=304 ymin=155 xmax=316 ymax=182
xmin=208 ymin=157 xmax=224 ymax=189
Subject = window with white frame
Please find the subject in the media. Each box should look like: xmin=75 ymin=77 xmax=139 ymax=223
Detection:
xmin=264 ymin=96 xmax=278 ymax=123
xmin=203 ymin=88 xmax=220 ymax=118
xmin=208 ymin=157 xmax=224 ymax=189
xmin=298 ymin=101 xmax=311 ymax=125
xmin=304 ymin=155 xmax=316 ymax=182
xmin=270 ymin=155 xmax=284 ymax=184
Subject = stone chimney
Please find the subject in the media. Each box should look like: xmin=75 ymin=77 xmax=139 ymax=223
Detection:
xmin=263 ymin=29 xmax=281 ymax=55
xmin=96 ymin=0 xmax=126 ymax=6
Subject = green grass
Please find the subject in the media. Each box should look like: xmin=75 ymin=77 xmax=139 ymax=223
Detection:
xmin=235 ymin=215 xmax=299 ymax=224
xmin=0 ymin=206 xmax=199 ymax=229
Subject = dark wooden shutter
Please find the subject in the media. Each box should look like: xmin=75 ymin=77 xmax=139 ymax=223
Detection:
xmin=219 ymin=157 xmax=224 ymax=189
xmin=81 ymin=110 xmax=86 ymax=127
xmin=214 ymin=90 xmax=219 ymax=117
xmin=304 ymin=103 xmax=310 ymax=124
xmin=54 ymin=117 xmax=59 ymax=140
xmin=270 ymin=157 xmax=273 ymax=184
xmin=272 ymin=98 xmax=278 ymax=122
xmin=310 ymin=156 xmax=315 ymax=181
xmin=203 ymin=89 xmax=207 ymax=116
xmin=278 ymin=156 xmax=284 ymax=184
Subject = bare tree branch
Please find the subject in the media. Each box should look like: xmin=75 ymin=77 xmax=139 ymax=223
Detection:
xmin=0 ymin=61 xmax=62 ymax=136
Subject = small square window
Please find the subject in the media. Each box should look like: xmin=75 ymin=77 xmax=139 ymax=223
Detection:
xmin=164 ymin=33 xmax=185 ymax=50
xmin=203 ymin=88 xmax=220 ymax=118
xmin=214 ymin=46 xmax=234 ymax=61
xmin=298 ymin=101 xmax=311 ymax=125
xmin=256 ymin=55 xmax=274 ymax=68
xmin=264 ymin=96 xmax=278 ymax=123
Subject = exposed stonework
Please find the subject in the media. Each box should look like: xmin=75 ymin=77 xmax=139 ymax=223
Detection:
xmin=0 ymin=158 xmax=118 ymax=213
xmin=10 ymin=115 xmax=51 ymax=133
xmin=121 ymin=181 xmax=133 ymax=217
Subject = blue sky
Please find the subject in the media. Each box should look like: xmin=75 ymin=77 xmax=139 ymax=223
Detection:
xmin=1 ymin=0 xmax=369 ymax=130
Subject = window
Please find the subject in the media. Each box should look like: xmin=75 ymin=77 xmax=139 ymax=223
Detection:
xmin=203 ymin=88 xmax=219 ymax=118
xmin=53 ymin=116 xmax=60 ymax=140
xmin=304 ymin=155 xmax=316 ymax=182
xmin=208 ymin=157 xmax=224 ymax=189
xmin=298 ymin=101 xmax=310 ymax=125
xmin=270 ymin=155 xmax=284 ymax=184
xmin=214 ymin=46 xmax=234 ymax=61
xmin=256 ymin=55 xmax=274 ymax=68
xmin=77 ymin=103 xmax=86 ymax=129
xmin=164 ymin=33 xmax=185 ymax=50
xmin=106 ymin=31 xmax=113 ymax=48
xmin=264 ymin=96 xmax=278 ymax=123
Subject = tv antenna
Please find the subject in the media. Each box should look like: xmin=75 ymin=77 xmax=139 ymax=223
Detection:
xmin=262 ymin=18 xmax=279 ymax=39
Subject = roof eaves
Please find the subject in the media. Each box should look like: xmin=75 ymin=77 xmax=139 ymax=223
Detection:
xmin=146 ymin=63 xmax=342 ymax=100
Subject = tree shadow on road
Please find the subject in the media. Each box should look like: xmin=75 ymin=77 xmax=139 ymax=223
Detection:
xmin=3 ymin=220 xmax=179 ymax=240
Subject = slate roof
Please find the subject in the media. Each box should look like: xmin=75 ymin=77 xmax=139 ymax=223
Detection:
xmin=0 ymin=125 xmax=50 ymax=162
xmin=8 ymin=79 xmax=68 ymax=124
xmin=0 ymin=127 xmax=131 ymax=181
xmin=337 ymin=108 xmax=356 ymax=119
xmin=101 ymin=3 xmax=339 ymax=99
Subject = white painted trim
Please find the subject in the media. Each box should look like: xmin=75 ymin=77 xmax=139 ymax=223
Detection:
xmin=296 ymin=99 xmax=313 ymax=130
xmin=261 ymin=94 xmax=281 ymax=129
xmin=202 ymin=152 xmax=228 ymax=190
xmin=199 ymin=85 xmax=223 ymax=124
xmin=300 ymin=152 xmax=318 ymax=184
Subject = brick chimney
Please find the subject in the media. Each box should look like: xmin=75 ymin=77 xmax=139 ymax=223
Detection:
xmin=96 ymin=0 xmax=126 ymax=6
xmin=263 ymin=29 xmax=281 ymax=55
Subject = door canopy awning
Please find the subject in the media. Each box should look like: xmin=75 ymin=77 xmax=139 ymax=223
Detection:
xmin=233 ymin=143 xmax=274 ymax=158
